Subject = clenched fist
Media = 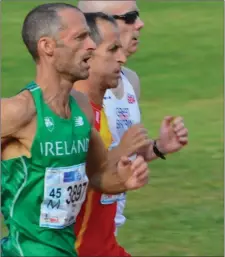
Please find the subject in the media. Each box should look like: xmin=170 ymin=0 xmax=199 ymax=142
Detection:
xmin=117 ymin=155 xmax=149 ymax=190
xmin=118 ymin=124 xmax=151 ymax=157
xmin=157 ymin=116 xmax=188 ymax=154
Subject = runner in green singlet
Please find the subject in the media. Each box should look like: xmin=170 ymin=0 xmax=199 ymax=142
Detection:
xmin=1 ymin=3 xmax=150 ymax=256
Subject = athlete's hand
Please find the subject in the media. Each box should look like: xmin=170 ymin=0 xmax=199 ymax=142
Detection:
xmin=117 ymin=155 xmax=149 ymax=190
xmin=156 ymin=116 xmax=188 ymax=154
xmin=118 ymin=124 xmax=151 ymax=157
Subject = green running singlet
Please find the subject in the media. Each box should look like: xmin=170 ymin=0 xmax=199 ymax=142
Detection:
xmin=1 ymin=82 xmax=91 ymax=256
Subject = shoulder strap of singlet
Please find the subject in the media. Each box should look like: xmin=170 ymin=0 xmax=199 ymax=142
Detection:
xmin=18 ymin=81 xmax=39 ymax=93
xmin=18 ymin=81 xmax=42 ymax=114
xmin=121 ymin=72 xmax=136 ymax=95
xmin=121 ymin=69 xmax=139 ymax=100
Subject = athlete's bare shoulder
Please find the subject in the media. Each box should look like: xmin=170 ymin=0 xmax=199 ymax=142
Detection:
xmin=70 ymin=89 xmax=94 ymax=126
xmin=122 ymin=66 xmax=140 ymax=101
xmin=1 ymin=90 xmax=36 ymax=141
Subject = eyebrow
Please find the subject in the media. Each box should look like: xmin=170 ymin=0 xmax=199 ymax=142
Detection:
xmin=73 ymin=29 xmax=90 ymax=38
xmin=107 ymin=41 xmax=122 ymax=50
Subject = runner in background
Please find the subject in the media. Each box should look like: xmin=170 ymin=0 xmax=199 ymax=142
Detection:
xmin=73 ymin=11 xmax=189 ymax=256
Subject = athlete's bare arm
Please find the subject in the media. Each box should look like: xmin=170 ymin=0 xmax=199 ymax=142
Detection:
xmin=86 ymin=128 xmax=135 ymax=193
xmin=1 ymin=91 xmax=35 ymax=144
xmin=108 ymin=123 xmax=151 ymax=164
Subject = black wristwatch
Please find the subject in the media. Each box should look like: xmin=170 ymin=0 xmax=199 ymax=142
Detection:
xmin=153 ymin=140 xmax=166 ymax=160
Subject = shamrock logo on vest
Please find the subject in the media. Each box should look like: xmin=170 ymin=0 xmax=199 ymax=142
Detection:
xmin=44 ymin=117 xmax=55 ymax=132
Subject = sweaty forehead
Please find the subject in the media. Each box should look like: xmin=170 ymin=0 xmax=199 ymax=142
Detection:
xmin=78 ymin=1 xmax=138 ymax=15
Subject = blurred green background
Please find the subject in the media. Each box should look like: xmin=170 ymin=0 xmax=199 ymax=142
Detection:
xmin=1 ymin=1 xmax=224 ymax=256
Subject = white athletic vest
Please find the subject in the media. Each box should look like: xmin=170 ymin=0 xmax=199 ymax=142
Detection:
xmin=103 ymin=71 xmax=141 ymax=234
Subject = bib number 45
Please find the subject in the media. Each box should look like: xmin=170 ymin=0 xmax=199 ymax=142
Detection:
xmin=49 ymin=188 xmax=62 ymax=198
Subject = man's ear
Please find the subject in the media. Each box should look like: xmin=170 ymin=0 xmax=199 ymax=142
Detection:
xmin=37 ymin=37 xmax=56 ymax=58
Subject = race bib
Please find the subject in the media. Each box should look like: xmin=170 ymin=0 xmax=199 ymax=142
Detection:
xmin=100 ymin=192 xmax=126 ymax=205
xmin=40 ymin=163 xmax=88 ymax=229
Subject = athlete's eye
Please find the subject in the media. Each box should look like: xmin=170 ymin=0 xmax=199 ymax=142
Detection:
xmin=76 ymin=31 xmax=90 ymax=41
xmin=110 ymin=45 xmax=119 ymax=52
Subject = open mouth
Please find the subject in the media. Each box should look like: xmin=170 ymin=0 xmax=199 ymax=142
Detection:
xmin=132 ymin=34 xmax=140 ymax=41
xmin=114 ymin=70 xmax=121 ymax=77
xmin=83 ymin=56 xmax=91 ymax=63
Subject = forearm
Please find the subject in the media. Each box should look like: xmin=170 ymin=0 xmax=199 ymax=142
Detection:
xmin=90 ymin=167 xmax=128 ymax=194
xmin=144 ymin=139 xmax=166 ymax=162
xmin=144 ymin=145 xmax=158 ymax=162
xmin=88 ymin=146 xmax=129 ymax=194
xmin=107 ymin=144 xmax=125 ymax=166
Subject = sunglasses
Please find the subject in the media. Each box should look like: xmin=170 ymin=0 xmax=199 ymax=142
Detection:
xmin=112 ymin=11 xmax=139 ymax=24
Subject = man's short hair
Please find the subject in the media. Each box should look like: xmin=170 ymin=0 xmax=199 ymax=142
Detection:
xmin=22 ymin=3 xmax=80 ymax=61
xmin=84 ymin=12 xmax=117 ymax=45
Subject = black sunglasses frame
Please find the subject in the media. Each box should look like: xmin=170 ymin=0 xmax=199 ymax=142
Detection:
xmin=112 ymin=11 xmax=139 ymax=24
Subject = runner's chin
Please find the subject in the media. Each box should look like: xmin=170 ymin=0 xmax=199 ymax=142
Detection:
xmin=80 ymin=62 xmax=90 ymax=79
xmin=110 ymin=75 xmax=120 ymax=88
xmin=129 ymin=40 xmax=139 ymax=54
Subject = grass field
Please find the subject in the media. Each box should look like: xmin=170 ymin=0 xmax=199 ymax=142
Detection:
xmin=1 ymin=1 xmax=224 ymax=256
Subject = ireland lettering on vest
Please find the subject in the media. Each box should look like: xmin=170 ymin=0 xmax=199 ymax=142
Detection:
xmin=40 ymin=138 xmax=89 ymax=156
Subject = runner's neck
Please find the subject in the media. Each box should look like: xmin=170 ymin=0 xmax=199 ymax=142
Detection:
xmin=35 ymin=66 xmax=74 ymax=119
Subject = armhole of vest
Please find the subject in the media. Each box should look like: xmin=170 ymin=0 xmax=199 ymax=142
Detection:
xmin=122 ymin=75 xmax=141 ymax=118
xmin=18 ymin=82 xmax=43 ymax=133
xmin=19 ymin=82 xmax=42 ymax=113
xmin=122 ymin=74 xmax=137 ymax=98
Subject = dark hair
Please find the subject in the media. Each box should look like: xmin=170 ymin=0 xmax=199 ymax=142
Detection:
xmin=22 ymin=3 xmax=80 ymax=61
xmin=84 ymin=12 xmax=117 ymax=45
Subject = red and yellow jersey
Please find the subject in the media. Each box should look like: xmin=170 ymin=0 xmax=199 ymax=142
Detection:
xmin=74 ymin=102 xmax=130 ymax=257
